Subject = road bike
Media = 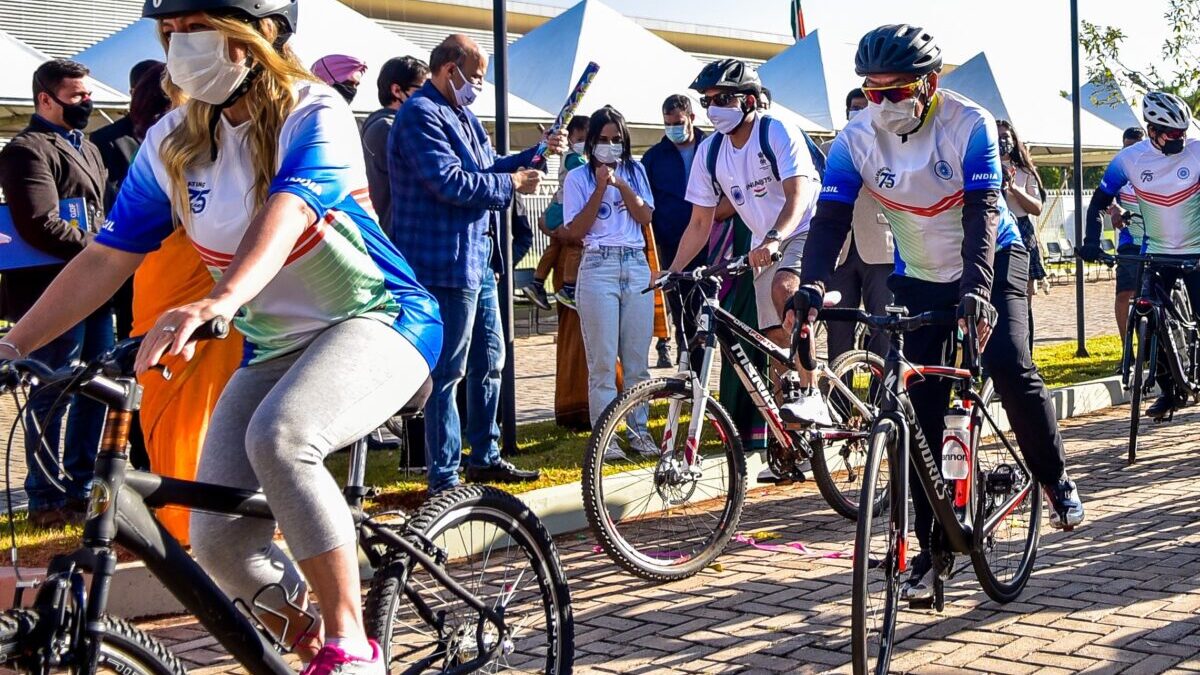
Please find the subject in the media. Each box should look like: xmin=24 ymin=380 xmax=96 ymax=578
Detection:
xmin=581 ymin=254 xmax=883 ymax=581
xmin=0 ymin=319 xmax=572 ymax=674
xmin=804 ymin=303 xmax=1039 ymax=674
xmin=1104 ymin=252 xmax=1200 ymax=464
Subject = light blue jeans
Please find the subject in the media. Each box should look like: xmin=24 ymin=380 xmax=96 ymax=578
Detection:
xmin=576 ymin=246 xmax=654 ymax=436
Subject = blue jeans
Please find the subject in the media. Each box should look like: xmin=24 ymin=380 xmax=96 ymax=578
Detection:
xmin=24 ymin=307 xmax=115 ymax=511
xmin=576 ymin=246 xmax=653 ymax=435
xmin=424 ymin=274 xmax=504 ymax=493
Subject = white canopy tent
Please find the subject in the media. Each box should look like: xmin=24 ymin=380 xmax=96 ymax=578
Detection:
xmin=494 ymin=0 xmax=824 ymax=137
xmin=941 ymin=52 xmax=1123 ymax=165
xmin=758 ymin=29 xmax=860 ymax=133
xmin=73 ymin=0 xmax=551 ymax=121
xmin=0 ymin=29 xmax=127 ymax=135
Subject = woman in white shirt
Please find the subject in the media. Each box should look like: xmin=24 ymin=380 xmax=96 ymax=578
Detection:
xmin=998 ymin=120 xmax=1046 ymax=348
xmin=561 ymin=106 xmax=657 ymax=459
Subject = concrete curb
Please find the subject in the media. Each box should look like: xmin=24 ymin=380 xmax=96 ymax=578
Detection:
xmin=7 ymin=374 xmax=1137 ymax=619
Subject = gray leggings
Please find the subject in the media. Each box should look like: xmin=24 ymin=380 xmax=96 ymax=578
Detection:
xmin=190 ymin=317 xmax=430 ymax=605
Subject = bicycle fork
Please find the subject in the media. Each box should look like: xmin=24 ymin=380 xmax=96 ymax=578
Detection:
xmin=664 ymin=310 xmax=719 ymax=472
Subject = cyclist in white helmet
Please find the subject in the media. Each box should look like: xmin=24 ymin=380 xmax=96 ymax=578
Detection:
xmin=794 ymin=23 xmax=1085 ymax=601
xmin=1082 ymin=91 xmax=1200 ymax=418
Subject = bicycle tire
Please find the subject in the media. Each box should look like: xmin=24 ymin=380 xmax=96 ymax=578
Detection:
xmin=969 ymin=379 xmax=1041 ymax=604
xmin=1130 ymin=316 xmax=1150 ymax=465
xmin=0 ymin=609 xmax=185 ymax=675
xmin=810 ymin=350 xmax=886 ymax=522
xmin=582 ymin=377 xmax=746 ymax=582
xmin=364 ymin=485 xmax=572 ymax=674
xmin=851 ymin=421 xmax=901 ymax=675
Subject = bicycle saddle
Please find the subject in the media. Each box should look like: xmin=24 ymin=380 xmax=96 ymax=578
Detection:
xmin=398 ymin=376 xmax=433 ymax=416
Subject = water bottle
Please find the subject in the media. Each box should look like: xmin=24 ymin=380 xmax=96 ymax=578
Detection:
xmin=941 ymin=406 xmax=971 ymax=480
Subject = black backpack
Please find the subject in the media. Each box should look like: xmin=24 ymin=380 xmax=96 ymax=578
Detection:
xmin=705 ymin=115 xmax=826 ymax=201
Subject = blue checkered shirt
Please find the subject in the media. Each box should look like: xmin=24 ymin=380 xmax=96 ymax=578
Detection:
xmin=388 ymin=82 xmax=537 ymax=290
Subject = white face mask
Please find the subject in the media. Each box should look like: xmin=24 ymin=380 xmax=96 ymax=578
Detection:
xmin=452 ymin=66 xmax=482 ymax=108
xmin=707 ymin=104 xmax=746 ymax=134
xmin=592 ymin=142 xmax=623 ymax=165
xmin=847 ymin=108 xmax=864 ymax=121
xmin=870 ymin=97 xmax=922 ymax=135
xmin=571 ymin=141 xmax=586 ymax=156
xmin=166 ymin=31 xmax=251 ymax=106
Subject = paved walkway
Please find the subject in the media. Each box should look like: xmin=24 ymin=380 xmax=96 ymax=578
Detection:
xmin=142 ymin=402 xmax=1200 ymax=673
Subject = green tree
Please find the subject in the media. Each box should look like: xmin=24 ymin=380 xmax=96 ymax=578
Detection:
xmin=1079 ymin=1 xmax=1200 ymax=113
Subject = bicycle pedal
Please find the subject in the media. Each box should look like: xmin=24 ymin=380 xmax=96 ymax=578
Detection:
xmin=907 ymin=597 xmax=935 ymax=610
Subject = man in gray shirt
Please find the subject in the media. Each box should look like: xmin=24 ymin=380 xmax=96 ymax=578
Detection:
xmin=824 ymin=89 xmax=894 ymax=360
xmin=361 ymin=56 xmax=429 ymax=239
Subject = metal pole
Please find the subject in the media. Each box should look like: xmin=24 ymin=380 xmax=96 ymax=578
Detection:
xmin=494 ymin=0 xmax=519 ymax=455
xmin=1070 ymin=0 xmax=1089 ymax=357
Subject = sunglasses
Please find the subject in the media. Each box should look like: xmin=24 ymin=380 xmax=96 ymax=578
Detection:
xmin=861 ymin=78 xmax=926 ymax=104
xmin=699 ymin=92 xmax=744 ymax=109
xmin=1149 ymin=124 xmax=1187 ymax=140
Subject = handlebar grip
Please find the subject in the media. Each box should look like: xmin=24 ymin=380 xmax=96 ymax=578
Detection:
xmin=963 ymin=319 xmax=981 ymax=377
xmin=792 ymin=323 xmax=818 ymax=371
xmin=191 ymin=317 xmax=230 ymax=342
xmin=771 ymin=251 xmax=783 ymax=263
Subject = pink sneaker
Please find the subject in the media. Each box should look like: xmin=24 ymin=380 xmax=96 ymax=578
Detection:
xmin=300 ymin=640 xmax=384 ymax=675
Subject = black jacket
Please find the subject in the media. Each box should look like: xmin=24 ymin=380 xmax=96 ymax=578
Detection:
xmin=0 ymin=117 xmax=107 ymax=320
xmin=642 ymin=128 xmax=707 ymax=270
xmin=89 ymin=116 xmax=139 ymax=214
xmin=361 ymin=106 xmax=396 ymax=237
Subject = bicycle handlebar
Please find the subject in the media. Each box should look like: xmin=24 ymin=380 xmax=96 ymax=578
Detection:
xmin=644 ymin=251 xmax=783 ymax=294
xmin=1098 ymin=251 xmax=1200 ymax=271
xmin=1 ymin=317 xmax=230 ymax=393
xmin=792 ymin=307 xmax=977 ymax=373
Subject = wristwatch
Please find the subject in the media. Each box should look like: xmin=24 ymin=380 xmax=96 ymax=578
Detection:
xmin=764 ymin=229 xmax=783 ymax=243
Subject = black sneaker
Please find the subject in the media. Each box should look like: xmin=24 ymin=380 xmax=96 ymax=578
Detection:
xmin=1146 ymin=393 xmax=1178 ymax=420
xmin=1044 ymin=477 xmax=1084 ymax=530
xmin=521 ymin=280 xmax=551 ymax=311
xmin=464 ymin=459 xmax=541 ymax=484
xmin=367 ymin=434 xmax=401 ymax=451
xmin=899 ymin=551 xmax=933 ymax=601
xmin=655 ymin=339 xmax=672 ymax=368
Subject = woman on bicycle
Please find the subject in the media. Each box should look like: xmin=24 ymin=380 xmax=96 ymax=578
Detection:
xmin=795 ymin=24 xmax=1084 ymax=600
xmin=0 ymin=1 xmax=442 ymax=673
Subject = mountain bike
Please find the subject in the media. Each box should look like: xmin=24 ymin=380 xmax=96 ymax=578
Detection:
xmin=0 ymin=319 xmax=572 ymax=674
xmin=581 ymin=254 xmax=884 ymax=581
xmin=1104 ymin=252 xmax=1200 ymax=464
xmin=805 ymin=302 xmax=1039 ymax=675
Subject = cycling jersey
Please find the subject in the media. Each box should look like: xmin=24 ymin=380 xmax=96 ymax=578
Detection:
xmin=685 ymin=114 xmax=820 ymax=247
xmin=813 ymin=89 xmax=1021 ymax=286
xmin=1117 ymin=182 xmax=1145 ymax=248
xmin=96 ymin=83 xmax=442 ymax=367
xmin=1096 ymin=138 xmax=1200 ymax=255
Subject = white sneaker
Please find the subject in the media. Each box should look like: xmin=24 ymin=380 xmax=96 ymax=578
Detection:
xmin=899 ymin=552 xmax=933 ymax=602
xmin=602 ymin=438 xmax=629 ymax=462
xmin=780 ymin=389 xmax=834 ymax=427
xmin=628 ymin=433 xmax=660 ymax=457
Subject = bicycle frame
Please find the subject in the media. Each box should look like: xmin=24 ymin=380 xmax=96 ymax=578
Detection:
xmin=869 ymin=318 xmax=1034 ymax=562
xmin=16 ymin=361 xmax=506 ymax=675
xmin=659 ymin=284 xmax=874 ymax=467
xmin=1119 ymin=257 xmax=1200 ymax=396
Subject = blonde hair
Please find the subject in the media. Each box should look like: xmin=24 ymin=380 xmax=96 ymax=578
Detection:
xmin=158 ymin=14 xmax=316 ymax=226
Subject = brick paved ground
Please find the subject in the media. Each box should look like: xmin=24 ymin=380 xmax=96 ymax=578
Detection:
xmin=139 ymin=402 xmax=1200 ymax=673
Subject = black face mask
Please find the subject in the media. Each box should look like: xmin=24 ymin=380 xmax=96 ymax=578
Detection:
xmin=332 ymin=81 xmax=359 ymax=104
xmin=1162 ymin=138 xmax=1185 ymax=155
xmin=998 ymin=138 xmax=1014 ymax=157
xmin=42 ymin=87 xmax=94 ymax=130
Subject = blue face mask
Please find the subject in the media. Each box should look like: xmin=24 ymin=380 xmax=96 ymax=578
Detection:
xmin=665 ymin=123 xmax=690 ymax=144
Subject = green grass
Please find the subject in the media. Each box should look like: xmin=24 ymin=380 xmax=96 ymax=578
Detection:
xmin=1034 ymin=335 xmax=1123 ymax=389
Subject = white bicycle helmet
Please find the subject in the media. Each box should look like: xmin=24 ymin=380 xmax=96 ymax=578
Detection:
xmin=1142 ymin=91 xmax=1192 ymax=130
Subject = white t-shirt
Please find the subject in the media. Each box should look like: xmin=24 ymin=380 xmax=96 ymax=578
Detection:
xmin=1099 ymin=137 xmax=1200 ymax=255
xmin=562 ymin=161 xmax=655 ymax=249
xmin=684 ymin=114 xmax=821 ymax=247
xmin=1003 ymin=164 xmax=1041 ymax=219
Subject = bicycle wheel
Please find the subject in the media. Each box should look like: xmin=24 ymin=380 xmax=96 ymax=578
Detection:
xmin=582 ymin=377 xmax=746 ymax=581
xmin=1129 ymin=316 xmax=1150 ymax=465
xmin=0 ymin=610 xmax=184 ymax=674
xmin=851 ymin=422 xmax=902 ymax=675
xmin=364 ymin=486 xmax=573 ymax=674
xmin=970 ymin=379 xmax=1041 ymax=604
xmin=811 ymin=350 xmax=885 ymax=521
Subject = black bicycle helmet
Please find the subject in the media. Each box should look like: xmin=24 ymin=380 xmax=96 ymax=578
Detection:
xmin=143 ymin=0 xmax=298 ymax=37
xmin=690 ymin=58 xmax=761 ymax=94
xmin=855 ymin=24 xmax=942 ymax=77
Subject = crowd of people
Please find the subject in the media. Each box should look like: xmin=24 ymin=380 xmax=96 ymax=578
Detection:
xmin=3 ymin=0 xmax=1191 ymax=669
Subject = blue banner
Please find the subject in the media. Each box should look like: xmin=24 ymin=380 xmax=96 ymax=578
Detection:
xmin=0 ymin=198 xmax=89 ymax=271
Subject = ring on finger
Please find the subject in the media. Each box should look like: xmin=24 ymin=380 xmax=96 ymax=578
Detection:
xmin=161 ymin=325 xmax=178 ymax=335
